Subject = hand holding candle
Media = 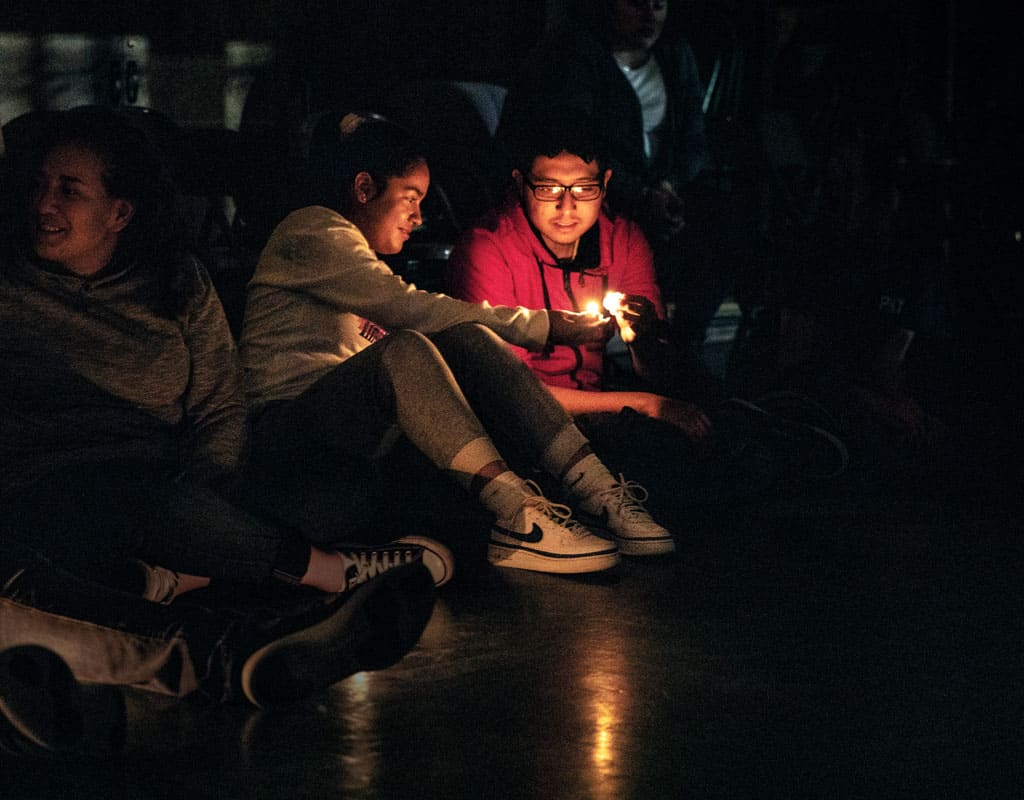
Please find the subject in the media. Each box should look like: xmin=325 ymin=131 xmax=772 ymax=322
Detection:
xmin=602 ymin=292 xmax=662 ymax=344
xmin=602 ymin=292 xmax=626 ymax=315
xmin=601 ymin=292 xmax=636 ymax=343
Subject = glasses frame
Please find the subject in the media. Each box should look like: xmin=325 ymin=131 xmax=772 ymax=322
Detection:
xmin=521 ymin=175 xmax=606 ymax=203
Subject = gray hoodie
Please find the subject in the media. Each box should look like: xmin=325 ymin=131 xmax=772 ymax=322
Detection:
xmin=0 ymin=250 xmax=245 ymax=497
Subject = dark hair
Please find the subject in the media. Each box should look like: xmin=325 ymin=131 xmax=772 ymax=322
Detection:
xmin=301 ymin=112 xmax=429 ymax=213
xmin=5 ymin=105 xmax=194 ymax=315
xmin=507 ymin=108 xmax=609 ymax=176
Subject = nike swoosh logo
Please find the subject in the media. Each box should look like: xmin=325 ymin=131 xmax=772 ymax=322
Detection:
xmin=491 ymin=522 xmax=544 ymax=544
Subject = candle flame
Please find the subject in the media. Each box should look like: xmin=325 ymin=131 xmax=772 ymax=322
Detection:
xmin=602 ymin=292 xmax=625 ymax=314
xmin=602 ymin=292 xmax=636 ymax=342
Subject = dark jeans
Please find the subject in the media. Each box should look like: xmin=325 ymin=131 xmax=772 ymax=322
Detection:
xmin=574 ymin=406 xmax=776 ymax=529
xmin=0 ymin=460 xmax=301 ymax=701
xmin=0 ymin=541 xmax=263 ymax=701
xmin=1 ymin=460 xmax=282 ymax=581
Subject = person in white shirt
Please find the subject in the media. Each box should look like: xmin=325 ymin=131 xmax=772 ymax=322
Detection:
xmin=240 ymin=114 xmax=678 ymax=572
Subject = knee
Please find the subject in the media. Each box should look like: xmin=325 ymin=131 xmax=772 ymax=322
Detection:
xmin=379 ymin=328 xmax=434 ymax=358
xmin=378 ymin=328 xmax=442 ymax=373
xmin=432 ymin=322 xmax=506 ymax=356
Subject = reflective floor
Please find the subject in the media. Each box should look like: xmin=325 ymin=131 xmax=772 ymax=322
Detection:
xmin=5 ymin=460 xmax=1022 ymax=799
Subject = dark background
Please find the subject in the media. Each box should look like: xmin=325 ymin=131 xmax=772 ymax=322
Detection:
xmin=4 ymin=1 xmax=1021 ymax=160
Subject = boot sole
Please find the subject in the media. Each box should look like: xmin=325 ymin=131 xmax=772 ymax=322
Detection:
xmin=241 ymin=562 xmax=435 ymax=709
xmin=0 ymin=645 xmax=125 ymax=756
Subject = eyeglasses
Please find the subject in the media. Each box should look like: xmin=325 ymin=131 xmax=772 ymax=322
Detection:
xmin=521 ymin=176 xmax=605 ymax=203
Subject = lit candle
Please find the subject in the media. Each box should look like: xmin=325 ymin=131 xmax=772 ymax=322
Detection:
xmin=601 ymin=292 xmax=635 ymax=342
xmin=602 ymin=292 xmax=625 ymax=314
xmin=584 ymin=300 xmax=601 ymax=317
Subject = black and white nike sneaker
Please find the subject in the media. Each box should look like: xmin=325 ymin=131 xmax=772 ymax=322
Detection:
xmin=578 ymin=475 xmax=676 ymax=556
xmin=488 ymin=481 xmax=619 ymax=574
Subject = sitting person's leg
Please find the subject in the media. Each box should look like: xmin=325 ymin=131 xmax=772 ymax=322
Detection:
xmin=1 ymin=462 xmax=216 ymax=601
xmin=2 ymin=462 xmax=430 ymax=602
xmin=0 ymin=541 xmax=435 ymax=710
xmin=429 ymin=323 xmax=675 ymax=556
xmin=0 ymin=541 xmax=234 ymax=698
xmin=2 ymin=460 xmax=173 ymax=574
xmin=248 ymin=329 xmax=619 ymax=572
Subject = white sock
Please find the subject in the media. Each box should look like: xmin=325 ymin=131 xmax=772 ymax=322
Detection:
xmin=562 ymin=452 xmax=617 ymax=506
xmin=478 ymin=470 xmax=531 ymax=522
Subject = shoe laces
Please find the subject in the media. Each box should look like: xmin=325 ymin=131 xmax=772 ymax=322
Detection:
xmin=596 ymin=475 xmax=652 ymax=521
xmin=520 ymin=480 xmax=591 ymax=538
xmin=336 ymin=544 xmax=422 ymax=591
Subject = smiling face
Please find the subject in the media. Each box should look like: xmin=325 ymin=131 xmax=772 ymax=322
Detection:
xmin=352 ymin=160 xmax=430 ymax=255
xmin=516 ymin=151 xmax=611 ymax=260
xmin=30 ymin=143 xmax=135 ymax=276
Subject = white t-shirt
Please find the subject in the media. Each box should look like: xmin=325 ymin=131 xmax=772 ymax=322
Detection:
xmin=614 ymin=52 xmax=667 ymax=165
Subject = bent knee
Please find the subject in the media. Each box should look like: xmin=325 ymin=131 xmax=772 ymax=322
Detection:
xmin=377 ymin=328 xmax=442 ymax=370
xmin=432 ymin=322 xmax=506 ymax=353
xmin=378 ymin=328 xmax=433 ymax=355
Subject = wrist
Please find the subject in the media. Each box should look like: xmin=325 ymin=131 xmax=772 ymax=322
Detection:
xmin=637 ymin=392 xmax=660 ymax=419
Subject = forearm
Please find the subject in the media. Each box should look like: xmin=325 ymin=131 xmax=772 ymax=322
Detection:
xmin=264 ymin=207 xmax=552 ymax=351
xmin=548 ymin=385 xmax=652 ymax=417
xmin=547 ymin=384 xmax=714 ymax=442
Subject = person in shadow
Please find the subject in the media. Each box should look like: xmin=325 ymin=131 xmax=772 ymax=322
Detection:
xmin=0 ymin=107 xmax=438 ymax=744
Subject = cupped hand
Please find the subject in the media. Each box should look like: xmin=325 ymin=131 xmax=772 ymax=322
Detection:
xmin=614 ymin=294 xmax=661 ymax=342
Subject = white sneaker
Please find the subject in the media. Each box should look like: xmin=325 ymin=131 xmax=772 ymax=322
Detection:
xmin=394 ymin=536 xmax=455 ymax=587
xmin=579 ymin=476 xmax=675 ymax=556
xmin=333 ymin=541 xmax=426 ymax=592
xmin=488 ymin=481 xmax=619 ymax=574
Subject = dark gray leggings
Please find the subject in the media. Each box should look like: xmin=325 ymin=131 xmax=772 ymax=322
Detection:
xmin=249 ymin=322 xmax=573 ymax=476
